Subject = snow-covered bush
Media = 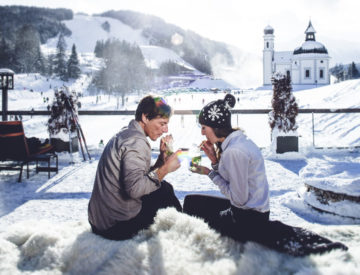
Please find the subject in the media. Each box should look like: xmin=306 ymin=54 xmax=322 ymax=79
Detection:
xmin=269 ymin=72 xmax=298 ymax=133
xmin=47 ymin=87 xmax=79 ymax=138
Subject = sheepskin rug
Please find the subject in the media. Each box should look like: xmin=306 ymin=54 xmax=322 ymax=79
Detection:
xmin=0 ymin=208 xmax=358 ymax=275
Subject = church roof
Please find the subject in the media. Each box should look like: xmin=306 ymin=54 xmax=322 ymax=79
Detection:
xmin=305 ymin=21 xmax=316 ymax=34
xmin=294 ymin=21 xmax=328 ymax=55
xmin=294 ymin=41 xmax=328 ymax=55
xmin=264 ymin=25 xmax=274 ymax=34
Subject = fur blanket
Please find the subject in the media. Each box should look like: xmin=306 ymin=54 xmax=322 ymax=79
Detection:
xmin=0 ymin=208 xmax=358 ymax=274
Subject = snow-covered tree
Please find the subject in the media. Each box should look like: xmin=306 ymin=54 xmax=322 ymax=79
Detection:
xmin=101 ymin=21 xmax=110 ymax=32
xmin=67 ymin=44 xmax=81 ymax=79
xmin=46 ymin=54 xmax=55 ymax=76
xmin=93 ymin=39 xmax=148 ymax=106
xmin=348 ymin=62 xmax=360 ymax=79
xmin=34 ymin=47 xmax=46 ymax=75
xmin=47 ymin=87 xmax=79 ymax=136
xmin=14 ymin=25 xmax=42 ymax=73
xmin=269 ymin=72 xmax=298 ymax=133
xmin=54 ymin=33 xmax=67 ymax=81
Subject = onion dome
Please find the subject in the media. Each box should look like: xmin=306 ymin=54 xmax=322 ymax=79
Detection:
xmin=264 ymin=25 xmax=274 ymax=35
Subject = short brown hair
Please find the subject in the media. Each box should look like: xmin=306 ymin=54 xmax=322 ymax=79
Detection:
xmin=135 ymin=95 xmax=172 ymax=121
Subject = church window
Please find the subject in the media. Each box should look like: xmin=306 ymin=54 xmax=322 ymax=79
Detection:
xmin=320 ymin=69 xmax=324 ymax=78
xmin=266 ymin=42 xmax=269 ymax=48
xmin=320 ymin=60 xmax=324 ymax=63
xmin=305 ymin=69 xmax=310 ymax=78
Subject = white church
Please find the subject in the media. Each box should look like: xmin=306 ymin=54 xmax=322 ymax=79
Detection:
xmin=263 ymin=21 xmax=330 ymax=87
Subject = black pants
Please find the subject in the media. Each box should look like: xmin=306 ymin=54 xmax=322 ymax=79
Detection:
xmin=183 ymin=194 xmax=348 ymax=256
xmin=91 ymin=181 xmax=182 ymax=241
xmin=183 ymin=194 xmax=269 ymax=243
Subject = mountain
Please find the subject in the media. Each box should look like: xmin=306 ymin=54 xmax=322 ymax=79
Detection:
xmin=47 ymin=13 xmax=260 ymax=88
xmin=0 ymin=5 xmax=73 ymax=43
xmin=0 ymin=5 xmax=262 ymax=88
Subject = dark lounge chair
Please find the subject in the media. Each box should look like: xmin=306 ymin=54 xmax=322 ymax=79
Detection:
xmin=0 ymin=121 xmax=58 ymax=182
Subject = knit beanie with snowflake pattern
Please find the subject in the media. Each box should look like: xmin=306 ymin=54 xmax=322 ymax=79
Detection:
xmin=198 ymin=94 xmax=236 ymax=129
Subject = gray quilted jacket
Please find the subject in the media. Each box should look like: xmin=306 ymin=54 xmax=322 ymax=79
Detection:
xmin=88 ymin=119 xmax=160 ymax=231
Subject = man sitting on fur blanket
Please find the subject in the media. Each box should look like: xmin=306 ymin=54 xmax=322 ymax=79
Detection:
xmin=88 ymin=96 xmax=182 ymax=241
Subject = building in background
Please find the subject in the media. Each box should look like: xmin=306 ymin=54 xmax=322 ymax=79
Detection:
xmin=263 ymin=21 xmax=330 ymax=88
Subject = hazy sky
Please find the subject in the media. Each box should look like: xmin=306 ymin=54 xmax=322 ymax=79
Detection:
xmin=1 ymin=0 xmax=360 ymax=53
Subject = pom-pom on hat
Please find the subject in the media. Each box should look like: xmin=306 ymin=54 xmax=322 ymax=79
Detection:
xmin=198 ymin=94 xmax=236 ymax=129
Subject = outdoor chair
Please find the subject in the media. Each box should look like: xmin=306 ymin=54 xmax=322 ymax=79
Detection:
xmin=0 ymin=121 xmax=58 ymax=182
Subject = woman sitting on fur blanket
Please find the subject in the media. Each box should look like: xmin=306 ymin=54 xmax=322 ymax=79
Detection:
xmin=184 ymin=94 xmax=347 ymax=256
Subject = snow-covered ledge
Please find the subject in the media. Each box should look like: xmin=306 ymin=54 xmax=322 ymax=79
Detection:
xmin=299 ymin=185 xmax=360 ymax=219
xmin=299 ymin=159 xmax=360 ymax=219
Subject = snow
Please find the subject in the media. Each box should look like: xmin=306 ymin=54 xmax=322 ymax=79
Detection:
xmin=44 ymin=14 xmax=148 ymax=54
xmin=1 ymin=72 xmax=360 ymax=273
xmin=0 ymin=68 xmax=14 ymax=74
xmin=295 ymin=41 xmax=327 ymax=51
xmin=1 ymin=13 xmax=360 ymax=273
xmin=189 ymin=78 xmax=234 ymax=89
xmin=140 ymin=45 xmax=196 ymax=70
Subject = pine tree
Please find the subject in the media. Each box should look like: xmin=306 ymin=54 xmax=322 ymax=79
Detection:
xmin=14 ymin=24 xmax=42 ymax=73
xmin=348 ymin=62 xmax=360 ymax=79
xmin=0 ymin=37 xmax=13 ymax=69
xmin=67 ymin=44 xmax=81 ymax=79
xmin=34 ymin=47 xmax=46 ymax=75
xmin=269 ymin=72 xmax=299 ymax=133
xmin=54 ymin=33 xmax=67 ymax=81
xmin=46 ymin=54 xmax=55 ymax=76
xmin=94 ymin=40 xmax=104 ymax=57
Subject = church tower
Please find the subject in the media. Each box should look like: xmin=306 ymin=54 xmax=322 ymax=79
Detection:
xmin=263 ymin=25 xmax=274 ymax=85
xmin=305 ymin=20 xmax=316 ymax=41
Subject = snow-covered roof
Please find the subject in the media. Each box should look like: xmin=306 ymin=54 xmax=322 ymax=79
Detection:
xmin=0 ymin=68 xmax=15 ymax=74
xmin=294 ymin=41 xmax=328 ymax=55
xmin=274 ymin=51 xmax=293 ymax=63
xmin=299 ymin=41 xmax=325 ymax=50
xmin=305 ymin=21 xmax=316 ymax=34
xmin=264 ymin=25 xmax=274 ymax=35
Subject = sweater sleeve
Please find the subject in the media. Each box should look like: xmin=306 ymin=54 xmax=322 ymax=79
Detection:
xmin=121 ymin=138 xmax=160 ymax=199
xmin=210 ymin=149 xmax=249 ymax=206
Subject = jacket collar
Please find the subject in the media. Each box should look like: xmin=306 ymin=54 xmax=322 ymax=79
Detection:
xmin=129 ymin=119 xmax=146 ymax=137
xmin=221 ymin=130 xmax=244 ymax=151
